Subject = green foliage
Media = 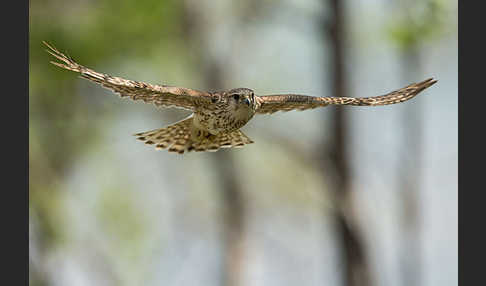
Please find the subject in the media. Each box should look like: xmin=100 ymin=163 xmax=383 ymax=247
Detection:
xmin=97 ymin=186 xmax=147 ymax=251
xmin=29 ymin=0 xmax=188 ymax=268
xmin=386 ymin=0 xmax=454 ymax=50
xmin=29 ymin=186 xmax=69 ymax=249
xmin=29 ymin=0 xmax=189 ymax=181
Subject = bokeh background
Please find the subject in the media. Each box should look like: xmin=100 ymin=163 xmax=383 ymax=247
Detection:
xmin=29 ymin=0 xmax=457 ymax=285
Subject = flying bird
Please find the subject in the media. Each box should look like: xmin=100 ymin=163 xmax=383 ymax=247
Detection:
xmin=44 ymin=41 xmax=437 ymax=154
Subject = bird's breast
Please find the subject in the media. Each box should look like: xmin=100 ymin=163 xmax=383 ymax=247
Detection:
xmin=194 ymin=106 xmax=254 ymax=134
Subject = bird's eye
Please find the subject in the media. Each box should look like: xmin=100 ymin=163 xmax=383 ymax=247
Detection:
xmin=233 ymin=94 xmax=240 ymax=101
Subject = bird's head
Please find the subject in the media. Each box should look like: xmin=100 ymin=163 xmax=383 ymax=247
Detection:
xmin=225 ymin=88 xmax=256 ymax=109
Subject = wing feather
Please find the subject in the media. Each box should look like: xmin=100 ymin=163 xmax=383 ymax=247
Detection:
xmin=43 ymin=41 xmax=212 ymax=111
xmin=255 ymin=78 xmax=437 ymax=114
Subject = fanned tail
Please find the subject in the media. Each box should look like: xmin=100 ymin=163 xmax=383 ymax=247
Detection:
xmin=134 ymin=118 xmax=254 ymax=154
xmin=191 ymin=130 xmax=254 ymax=152
xmin=134 ymin=117 xmax=193 ymax=154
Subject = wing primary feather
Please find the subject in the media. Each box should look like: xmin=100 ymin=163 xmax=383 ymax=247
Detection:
xmin=255 ymin=78 xmax=436 ymax=114
xmin=43 ymin=41 xmax=212 ymax=111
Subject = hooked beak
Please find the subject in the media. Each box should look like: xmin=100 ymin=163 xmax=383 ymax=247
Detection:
xmin=243 ymin=98 xmax=251 ymax=106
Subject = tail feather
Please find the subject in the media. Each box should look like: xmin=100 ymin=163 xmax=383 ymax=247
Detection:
xmin=190 ymin=130 xmax=254 ymax=152
xmin=134 ymin=118 xmax=254 ymax=154
xmin=135 ymin=117 xmax=193 ymax=154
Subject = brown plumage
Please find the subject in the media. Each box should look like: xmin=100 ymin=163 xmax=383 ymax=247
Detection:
xmin=133 ymin=116 xmax=253 ymax=153
xmin=44 ymin=41 xmax=437 ymax=154
xmin=255 ymin=78 xmax=437 ymax=114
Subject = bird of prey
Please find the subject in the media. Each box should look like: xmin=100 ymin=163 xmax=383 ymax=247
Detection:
xmin=44 ymin=42 xmax=437 ymax=154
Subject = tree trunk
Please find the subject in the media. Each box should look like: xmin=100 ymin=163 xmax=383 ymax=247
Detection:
xmin=323 ymin=1 xmax=373 ymax=285
xmin=205 ymin=62 xmax=246 ymax=286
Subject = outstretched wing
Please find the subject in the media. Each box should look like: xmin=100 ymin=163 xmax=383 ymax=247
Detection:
xmin=43 ymin=41 xmax=212 ymax=111
xmin=255 ymin=78 xmax=437 ymax=114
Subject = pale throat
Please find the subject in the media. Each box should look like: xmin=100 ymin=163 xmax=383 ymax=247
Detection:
xmin=233 ymin=104 xmax=254 ymax=120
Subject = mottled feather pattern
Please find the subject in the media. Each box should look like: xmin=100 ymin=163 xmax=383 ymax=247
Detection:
xmin=135 ymin=117 xmax=194 ymax=153
xmin=255 ymin=78 xmax=437 ymax=114
xmin=189 ymin=130 xmax=253 ymax=152
xmin=134 ymin=117 xmax=253 ymax=154
xmin=44 ymin=41 xmax=212 ymax=111
xmin=44 ymin=41 xmax=436 ymax=154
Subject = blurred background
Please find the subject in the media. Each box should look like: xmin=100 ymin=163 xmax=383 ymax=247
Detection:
xmin=29 ymin=0 xmax=457 ymax=285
